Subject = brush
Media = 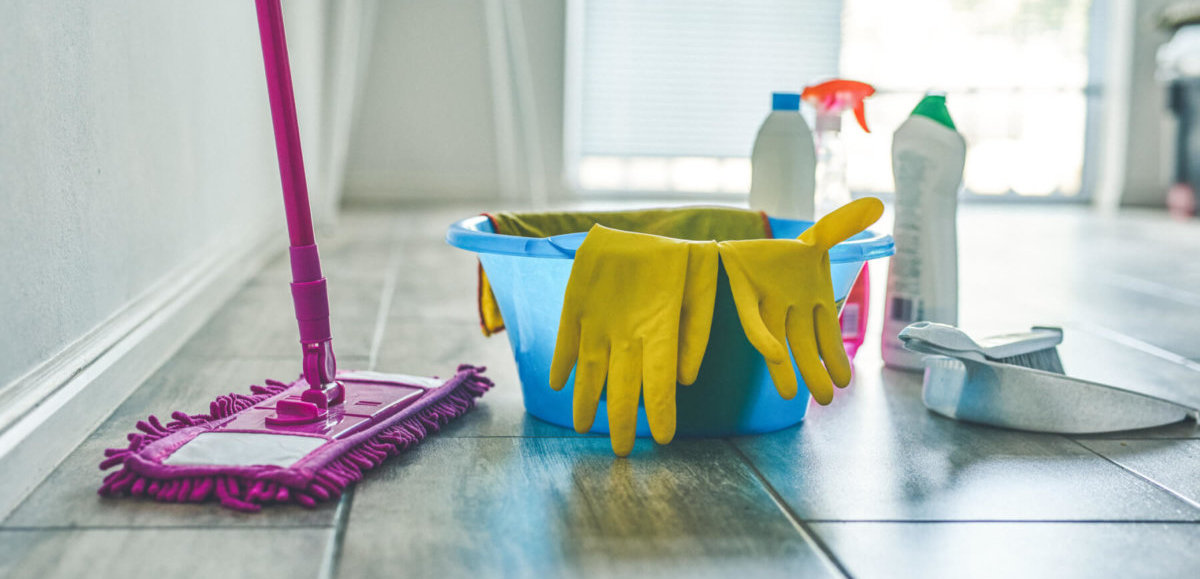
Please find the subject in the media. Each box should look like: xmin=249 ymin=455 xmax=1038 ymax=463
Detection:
xmin=898 ymin=321 xmax=1065 ymax=373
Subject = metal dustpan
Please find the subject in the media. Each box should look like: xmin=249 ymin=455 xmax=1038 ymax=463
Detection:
xmin=900 ymin=323 xmax=1198 ymax=434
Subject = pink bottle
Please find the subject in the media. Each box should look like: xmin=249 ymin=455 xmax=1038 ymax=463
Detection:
xmin=840 ymin=262 xmax=870 ymax=358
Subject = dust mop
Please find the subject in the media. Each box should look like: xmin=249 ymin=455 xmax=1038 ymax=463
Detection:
xmin=97 ymin=0 xmax=491 ymax=511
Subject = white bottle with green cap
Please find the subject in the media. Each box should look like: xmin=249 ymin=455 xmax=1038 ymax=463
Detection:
xmin=748 ymin=92 xmax=817 ymax=219
xmin=882 ymin=93 xmax=967 ymax=371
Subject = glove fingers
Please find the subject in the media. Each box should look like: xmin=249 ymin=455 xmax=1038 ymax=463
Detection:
xmin=764 ymin=356 xmax=800 ymax=401
xmin=552 ymin=231 xmax=608 ymax=389
xmin=571 ymin=333 xmax=609 ymax=434
xmin=642 ymin=335 xmax=678 ymax=445
xmin=550 ymin=317 xmax=581 ymax=391
xmin=606 ymin=341 xmax=642 ymax=457
xmin=678 ymin=242 xmax=719 ymax=385
xmin=719 ymin=250 xmax=789 ymax=363
xmin=797 ymin=197 xmax=885 ymax=251
xmin=814 ymin=301 xmax=853 ymax=388
xmin=787 ymin=308 xmax=835 ymax=405
xmin=761 ymin=309 xmax=798 ymax=400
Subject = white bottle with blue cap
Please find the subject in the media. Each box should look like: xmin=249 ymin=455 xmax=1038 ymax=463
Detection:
xmin=749 ymin=92 xmax=817 ymax=220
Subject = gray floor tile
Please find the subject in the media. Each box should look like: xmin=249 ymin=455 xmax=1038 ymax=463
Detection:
xmin=396 ymin=203 xmax=497 ymax=242
xmin=11 ymin=204 xmax=1200 ymax=576
xmin=373 ymin=318 xmax=594 ymax=438
xmin=956 ymin=206 xmax=1200 ymax=363
xmin=176 ymin=278 xmax=382 ymax=359
xmin=338 ymin=437 xmax=838 ymax=578
xmin=326 ymin=208 xmax=406 ymax=240
xmin=257 ymin=233 xmax=399 ymax=283
xmin=434 ymin=360 xmax=599 ymax=439
xmin=388 ymin=241 xmax=482 ymax=323
xmin=1049 ymin=283 xmax=1200 ymax=363
xmin=811 ymin=522 xmax=1200 ymax=579
xmin=0 ymin=528 xmax=330 ymax=579
xmin=374 ymin=319 xmax=508 ymax=379
xmin=733 ymin=364 xmax=1200 ymax=521
xmin=1076 ymin=439 xmax=1200 ymax=509
xmin=1054 ymin=326 xmax=1200 ymax=412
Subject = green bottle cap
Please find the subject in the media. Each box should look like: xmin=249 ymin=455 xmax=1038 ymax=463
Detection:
xmin=910 ymin=94 xmax=956 ymax=130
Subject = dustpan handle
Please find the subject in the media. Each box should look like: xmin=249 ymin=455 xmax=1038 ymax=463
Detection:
xmin=255 ymin=0 xmax=339 ymax=393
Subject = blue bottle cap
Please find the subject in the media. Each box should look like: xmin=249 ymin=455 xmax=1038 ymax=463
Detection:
xmin=772 ymin=92 xmax=801 ymax=111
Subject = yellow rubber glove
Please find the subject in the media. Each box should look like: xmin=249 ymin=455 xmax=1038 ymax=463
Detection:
xmin=717 ymin=198 xmax=885 ymax=405
xmin=550 ymin=225 xmax=719 ymax=456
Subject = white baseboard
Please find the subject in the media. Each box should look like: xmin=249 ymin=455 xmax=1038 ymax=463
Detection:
xmin=0 ymin=224 xmax=282 ymax=520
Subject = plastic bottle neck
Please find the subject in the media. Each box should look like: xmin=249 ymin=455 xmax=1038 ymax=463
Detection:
xmin=815 ymin=113 xmax=842 ymax=133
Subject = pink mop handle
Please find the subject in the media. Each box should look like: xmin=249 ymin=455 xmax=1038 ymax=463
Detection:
xmin=255 ymin=0 xmax=315 ymax=250
xmin=255 ymin=0 xmax=336 ymax=388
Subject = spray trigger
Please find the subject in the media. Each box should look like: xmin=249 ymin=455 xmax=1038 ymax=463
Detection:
xmin=801 ymin=79 xmax=875 ymax=133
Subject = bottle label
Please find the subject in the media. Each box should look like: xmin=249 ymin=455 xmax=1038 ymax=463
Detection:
xmin=840 ymin=303 xmax=861 ymax=339
xmin=888 ymin=294 xmax=921 ymax=323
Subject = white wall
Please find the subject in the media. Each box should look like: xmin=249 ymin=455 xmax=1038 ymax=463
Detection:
xmin=1120 ymin=0 xmax=1175 ymax=207
xmin=514 ymin=0 xmax=568 ymax=205
xmin=1095 ymin=0 xmax=1178 ymax=209
xmin=343 ymin=0 xmax=566 ymax=203
xmin=0 ymin=0 xmax=341 ymax=389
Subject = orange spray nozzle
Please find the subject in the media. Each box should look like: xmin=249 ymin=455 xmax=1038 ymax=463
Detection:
xmin=801 ymin=79 xmax=875 ymax=133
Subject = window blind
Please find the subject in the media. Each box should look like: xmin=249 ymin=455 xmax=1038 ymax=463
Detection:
xmin=578 ymin=0 xmax=843 ymax=159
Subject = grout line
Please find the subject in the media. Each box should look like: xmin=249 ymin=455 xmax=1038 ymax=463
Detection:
xmin=318 ymin=488 xmax=356 ymax=579
xmin=6 ymin=520 xmax=1178 ymax=531
xmin=1070 ymin=436 xmax=1200 ymax=441
xmin=320 ymin=217 xmax=390 ymax=578
xmin=0 ymin=524 xmax=335 ymax=532
xmin=1067 ymin=438 xmax=1200 ymax=513
xmin=727 ymin=440 xmax=854 ymax=579
xmin=1098 ymin=272 xmax=1200 ymax=309
xmin=443 ymin=433 xmax=1200 ymax=441
xmin=367 ymin=246 xmax=404 ymax=372
xmin=436 ymin=435 xmax=605 ymax=439
xmin=793 ymin=519 xmax=1200 ymax=525
xmin=1072 ymin=320 xmax=1200 ymax=374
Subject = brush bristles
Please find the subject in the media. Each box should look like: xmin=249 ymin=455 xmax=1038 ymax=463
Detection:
xmin=998 ymin=348 xmax=1065 ymax=374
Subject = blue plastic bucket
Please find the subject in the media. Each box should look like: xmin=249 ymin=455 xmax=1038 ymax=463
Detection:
xmin=446 ymin=214 xmax=894 ymax=437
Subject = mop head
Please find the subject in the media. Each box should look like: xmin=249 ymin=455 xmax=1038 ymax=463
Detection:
xmin=99 ymin=365 xmax=491 ymax=512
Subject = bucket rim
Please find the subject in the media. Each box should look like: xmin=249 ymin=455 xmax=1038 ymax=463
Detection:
xmin=446 ymin=214 xmax=895 ymax=262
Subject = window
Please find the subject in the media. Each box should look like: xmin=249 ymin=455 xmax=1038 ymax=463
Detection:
xmin=565 ymin=0 xmax=1097 ymax=199
xmin=566 ymin=0 xmax=843 ymax=194
xmin=841 ymin=0 xmax=1094 ymax=198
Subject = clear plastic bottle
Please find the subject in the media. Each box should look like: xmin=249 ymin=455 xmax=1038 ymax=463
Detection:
xmin=803 ymin=79 xmax=876 ymax=358
xmin=814 ymin=113 xmax=851 ymax=217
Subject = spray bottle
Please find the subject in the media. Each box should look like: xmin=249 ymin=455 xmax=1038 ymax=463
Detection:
xmin=801 ymin=79 xmax=876 ymax=359
xmin=881 ymin=93 xmax=967 ymax=370
xmin=749 ymin=92 xmax=817 ymax=219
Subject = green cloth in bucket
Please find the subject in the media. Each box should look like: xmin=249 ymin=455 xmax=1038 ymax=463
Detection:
xmin=477 ymin=206 xmax=772 ymax=335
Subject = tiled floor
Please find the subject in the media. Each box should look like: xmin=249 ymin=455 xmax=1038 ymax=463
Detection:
xmin=3 ymin=203 xmax=1199 ymax=578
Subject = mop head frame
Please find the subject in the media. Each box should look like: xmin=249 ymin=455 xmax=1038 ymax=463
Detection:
xmin=99 ymin=365 xmax=491 ymax=512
